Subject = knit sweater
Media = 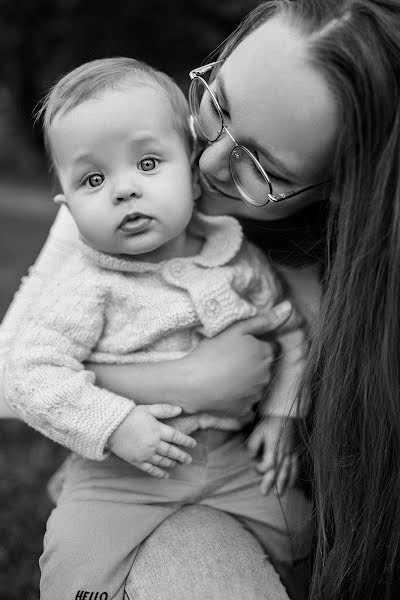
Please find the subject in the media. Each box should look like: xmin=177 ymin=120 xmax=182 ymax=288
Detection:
xmin=5 ymin=211 xmax=306 ymax=460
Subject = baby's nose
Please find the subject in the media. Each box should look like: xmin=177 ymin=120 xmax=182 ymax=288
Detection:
xmin=113 ymin=174 xmax=142 ymax=203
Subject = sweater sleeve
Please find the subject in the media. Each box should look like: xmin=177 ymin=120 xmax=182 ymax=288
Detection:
xmin=240 ymin=242 xmax=309 ymax=418
xmin=3 ymin=262 xmax=134 ymax=460
xmin=0 ymin=207 xmax=79 ymax=418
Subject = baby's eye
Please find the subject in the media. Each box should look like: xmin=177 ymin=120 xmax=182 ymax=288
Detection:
xmin=84 ymin=173 xmax=104 ymax=188
xmin=138 ymin=157 xmax=159 ymax=171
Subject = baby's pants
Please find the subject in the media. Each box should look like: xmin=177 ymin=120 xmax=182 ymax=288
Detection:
xmin=40 ymin=430 xmax=311 ymax=600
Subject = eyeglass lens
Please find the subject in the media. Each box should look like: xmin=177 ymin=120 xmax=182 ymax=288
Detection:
xmin=230 ymin=148 xmax=271 ymax=206
xmin=189 ymin=78 xmax=221 ymax=142
xmin=190 ymin=76 xmax=271 ymax=206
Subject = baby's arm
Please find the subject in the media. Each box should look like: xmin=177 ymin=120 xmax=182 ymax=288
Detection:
xmin=0 ymin=207 xmax=78 ymax=413
xmin=4 ymin=268 xmax=195 ymax=469
xmin=4 ymin=269 xmax=133 ymax=459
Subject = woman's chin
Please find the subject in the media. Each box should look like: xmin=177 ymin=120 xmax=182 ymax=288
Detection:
xmin=198 ymin=188 xmax=281 ymax=221
xmin=198 ymin=185 xmax=320 ymax=221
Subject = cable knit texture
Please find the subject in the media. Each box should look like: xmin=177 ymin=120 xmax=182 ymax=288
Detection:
xmin=4 ymin=211 xmax=304 ymax=460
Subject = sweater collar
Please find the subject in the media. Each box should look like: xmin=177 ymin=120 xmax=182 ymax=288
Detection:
xmin=79 ymin=211 xmax=243 ymax=273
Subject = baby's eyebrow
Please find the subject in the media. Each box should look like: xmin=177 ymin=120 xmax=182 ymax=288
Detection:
xmin=71 ymin=152 xmax=98 ymax=167
xmin=131 ymin=133 xmax=161 ymax=144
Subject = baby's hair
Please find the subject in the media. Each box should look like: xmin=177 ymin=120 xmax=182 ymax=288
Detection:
xmin=37 ymin=57 xmax=192 ymax=164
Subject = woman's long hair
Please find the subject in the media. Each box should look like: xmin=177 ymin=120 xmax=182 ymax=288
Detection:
xmin=219 ymin=2 xmax=400 ymax=598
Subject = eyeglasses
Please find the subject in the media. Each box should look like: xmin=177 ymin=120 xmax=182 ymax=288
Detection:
xmin=189 ymin=60 xmax=327 ymax=207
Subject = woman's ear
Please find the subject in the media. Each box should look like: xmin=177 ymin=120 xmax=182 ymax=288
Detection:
xmin=54 ymin=194 xmax=67 ymax=206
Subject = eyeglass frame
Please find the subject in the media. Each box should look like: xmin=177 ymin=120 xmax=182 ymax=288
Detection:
xmin=189 ymin=60 xmax=328 ymax=206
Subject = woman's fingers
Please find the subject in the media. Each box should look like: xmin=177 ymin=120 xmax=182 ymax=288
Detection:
xmin=131 ymin=461 xmax=169 ymax=479
xmin=159 ymin=423 xmax=196 ymax=448
xmin=260 ymin=468 xmax=276 ymax=496
xmin=157 ymin=440 xmax=193 ymax=464
xmin=256 ymin=451 xmax=275 ymax=473
xmin=247 ymin=427 xmax=264 ymax=458
xmin=198 ymin=414 xmax=243 ymax=431
xmin=275 ymin=455 xmax=291 ymax=495
xmin=287 ymin=455 xmax=299 ymax=489
xmin=238 ymin=300 xmax=292 ymax=337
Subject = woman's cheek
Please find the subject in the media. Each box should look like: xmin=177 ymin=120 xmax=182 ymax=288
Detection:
xmin=198 ymin=188 xmax=234 ymax=216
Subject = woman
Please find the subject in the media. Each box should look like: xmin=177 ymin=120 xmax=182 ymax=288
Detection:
xmin=2 ymin=0 xmax=399 ymax=598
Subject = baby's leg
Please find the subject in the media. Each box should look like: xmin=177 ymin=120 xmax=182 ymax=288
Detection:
xmin=40 ymin=455 xmax=179 ymax=600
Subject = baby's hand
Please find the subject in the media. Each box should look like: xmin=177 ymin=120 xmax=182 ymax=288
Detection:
xmin=108 ymin=405 xmax=196 ymax=478
xmin=247 ymin=416 xmax=299 ymax=495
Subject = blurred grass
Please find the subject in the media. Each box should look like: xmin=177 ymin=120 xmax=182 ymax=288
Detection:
xmin=0 ymin=177 xmax=67 ymax=599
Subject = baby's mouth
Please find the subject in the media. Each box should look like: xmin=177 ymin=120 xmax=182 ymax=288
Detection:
xmin=118 ymin=212 xmax=152 ymax=234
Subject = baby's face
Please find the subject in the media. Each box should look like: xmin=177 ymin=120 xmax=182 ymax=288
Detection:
xmin=50 ymin=85 xmax=195 ymax=260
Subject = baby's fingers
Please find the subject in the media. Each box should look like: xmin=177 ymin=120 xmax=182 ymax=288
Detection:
xmin=157 ymin=440 xmax=192 ymax=464
xmin=160 ymin=423 xmax=197 ymax=448
xmin=149 ymin=454 xmax=178 ymax=469
xmin=132 ymin=461 xmax=169 ymax=479
xmin=147 ymin=404 xmax=183 ymax=419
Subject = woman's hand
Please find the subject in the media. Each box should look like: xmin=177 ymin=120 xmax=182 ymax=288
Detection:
xmin=88 ymin=301 xmax=292 ymax=417
xmin=181 ymin=313 xmax=285 ymax=416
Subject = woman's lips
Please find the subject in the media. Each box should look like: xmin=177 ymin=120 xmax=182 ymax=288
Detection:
xmin=119 ymin=213 xmax=152 ymax=234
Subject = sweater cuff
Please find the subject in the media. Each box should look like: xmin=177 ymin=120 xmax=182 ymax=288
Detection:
xmin=70 ymin=391 xmax=135 ymax=461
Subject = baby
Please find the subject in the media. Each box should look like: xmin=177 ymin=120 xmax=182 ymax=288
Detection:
xmin=5 ymin=58 xmax=308 ymax=599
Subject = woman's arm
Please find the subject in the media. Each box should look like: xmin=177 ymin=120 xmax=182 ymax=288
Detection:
xmin=89 ymin=307 xmax=291 ymax=417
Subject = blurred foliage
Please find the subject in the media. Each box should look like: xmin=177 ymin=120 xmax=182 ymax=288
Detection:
xmin=0 ymin=0 xmax=260 ymax=174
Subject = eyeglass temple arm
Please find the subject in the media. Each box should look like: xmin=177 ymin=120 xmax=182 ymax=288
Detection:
xmin=189 ymin=60 xmax=225 ymax=80
xmin=269 ymin=180 xmax=330 ymax=202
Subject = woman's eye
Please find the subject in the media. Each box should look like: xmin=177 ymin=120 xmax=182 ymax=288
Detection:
xmin=250 ymin=150 xmax=286 ymax=183
xmin=85 ymin=174 xmax=104 ymax=188
xmin=212 ymin=92 xmax=230 ymax=119
xmin=139 ymin=157 xmax=158 ymax=171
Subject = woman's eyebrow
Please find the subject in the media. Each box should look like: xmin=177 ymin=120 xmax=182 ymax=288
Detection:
xmin=215 ymin=72 xmax=298 ymax=181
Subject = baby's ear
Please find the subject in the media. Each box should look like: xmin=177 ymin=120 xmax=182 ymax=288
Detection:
xmin=54 ymin=193 xmax=67 ymax=206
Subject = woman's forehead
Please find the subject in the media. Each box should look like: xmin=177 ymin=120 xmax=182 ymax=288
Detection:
xmin=221 ymin=16 xmax=338 ymax=179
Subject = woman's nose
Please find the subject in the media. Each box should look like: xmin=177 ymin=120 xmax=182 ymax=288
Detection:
xmin=113 ymin=173 xmax=142 ymax=204
xmin=199 ymin=134 xmax=233 ymax=182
